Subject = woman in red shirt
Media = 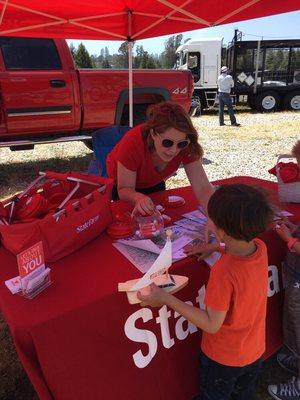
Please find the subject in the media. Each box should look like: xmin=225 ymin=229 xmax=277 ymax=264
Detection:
xmin=106 ymin=102 xmax=214 ymax=215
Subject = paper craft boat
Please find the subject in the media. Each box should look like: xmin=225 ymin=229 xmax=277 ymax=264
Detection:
xmin=118 ymin=230 xmax=188 ymax=304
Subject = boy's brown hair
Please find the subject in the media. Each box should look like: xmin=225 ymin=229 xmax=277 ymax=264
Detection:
xmin=292 ymin=140 xmax=300 ymax=159
xmin=208 ymin=184 xmax=274 ymax=242
xmin=141 ymin=101 xmax=203 ymax=157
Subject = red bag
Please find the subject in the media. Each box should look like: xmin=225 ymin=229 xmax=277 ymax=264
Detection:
xmin=0 ymin=171 xmax=113 ymax=262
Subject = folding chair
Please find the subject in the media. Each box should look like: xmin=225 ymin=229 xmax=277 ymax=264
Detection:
xmin=88 ymin=125 xmax=131 ymax=177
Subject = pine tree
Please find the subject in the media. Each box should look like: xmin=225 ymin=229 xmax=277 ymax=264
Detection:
xmin=69 ymin=43 xmax=76 ymax=60
xmin=74 ymin=43 xmax=93 ymax=68
xmin=102 ymin=58 xmax=111 ymax=68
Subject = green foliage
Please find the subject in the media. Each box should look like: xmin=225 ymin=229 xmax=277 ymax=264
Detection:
xmin=68 ymin=35 xmax=184 ymax=70
xmin=74 ymin=43 xmax=93 ymax=68
xmin=160 ymin=34 xmax=183 ymax=69
xmin=69 ymin=42 xmax=76 ymax=59
xmin=134 ymin=45 xmax=156 ymax=69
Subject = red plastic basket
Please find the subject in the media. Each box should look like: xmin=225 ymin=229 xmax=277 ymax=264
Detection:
xmin=0 ymin=171 xmax=113 ymax=262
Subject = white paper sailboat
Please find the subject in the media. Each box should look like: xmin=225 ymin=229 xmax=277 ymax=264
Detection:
xmin=118 ymin=230 xmax=188 ymax=304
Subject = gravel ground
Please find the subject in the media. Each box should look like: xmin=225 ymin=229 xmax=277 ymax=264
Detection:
xmin=0 ymin=109 xmax=299 ymax=400
xmin=0 ymin=109 xmax=299 ymax=201
xmin=168 ymin=110 xmax=299 ymax=189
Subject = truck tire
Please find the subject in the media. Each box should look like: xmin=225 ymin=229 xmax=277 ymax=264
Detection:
xmin=254 ymin=91 xmax=280 ymax=112
xmin=283 ymin=91 xmax=300 ymax=111
xmin=189 ymin=96 xmax=202 ymax=117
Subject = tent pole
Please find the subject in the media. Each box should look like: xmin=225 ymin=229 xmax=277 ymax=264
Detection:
xmin=128 ymin=41 xmax=133 ymax=127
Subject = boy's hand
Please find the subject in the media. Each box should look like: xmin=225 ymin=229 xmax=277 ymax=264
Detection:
xmin=184 ymin=242 xmax=219 ymax=260
xmin=275 ymin=221 xmax=293 ymax=242
xmin=137 ymin=283 xmax=168 ymax=307
xmin=204 ymin=218 xmax=215 ymax=243
xmin=284 ymin=219 xmax=297 ymax=233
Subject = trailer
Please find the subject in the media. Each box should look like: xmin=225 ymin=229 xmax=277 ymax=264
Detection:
xmin=176 ymin=30 xmax=300 ymax=113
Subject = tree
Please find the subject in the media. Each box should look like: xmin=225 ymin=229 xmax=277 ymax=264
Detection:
xmin=74 ymin=43 xmax=93 ymax=68
xmin=102 ymin=58 xmax=111 ymax=68
xmin=160 ymin=34 xmax=183 ymax=69
xmin=69 ymin=42 xmax=76 ymax=60
xmin=140 ymin=52 xmax=156 ymax=69
xmin=115 ymin=41 xmax=130 ymax=68
xmin=102 ymin=47 xmax=111 ymax=68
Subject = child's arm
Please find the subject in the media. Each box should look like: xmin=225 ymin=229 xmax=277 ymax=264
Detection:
xmin=286 ymin=237 xmax=300 ymax=254
xmin=184 ymin=242 xmax=221 ymax=260
xmin=275 ymin=222 xmax=300 ymax=254
xmin=137 ymin=283 xmax=226 ymax=334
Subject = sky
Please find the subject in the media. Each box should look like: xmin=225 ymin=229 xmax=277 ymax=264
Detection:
xmin=67 ymin=10 xmax=300 ymax=57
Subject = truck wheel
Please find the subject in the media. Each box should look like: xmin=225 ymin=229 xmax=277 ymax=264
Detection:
xmin=189 ymin=96 xmax=202 ymax=117
xmin=283 ymin=91 xmax=300 ymax=111
xmin=254 ymin=91 xmax=280 ymax=112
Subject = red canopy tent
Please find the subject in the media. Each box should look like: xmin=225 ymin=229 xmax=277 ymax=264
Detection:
xmin=0 ymin=1 xmax=299 ymax=40
xmin=0 ymin=0 xmax=298 ymax=123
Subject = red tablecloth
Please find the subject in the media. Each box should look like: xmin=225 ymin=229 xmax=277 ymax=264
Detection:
xmin=0 ymin=176 xmax=299 ymax=400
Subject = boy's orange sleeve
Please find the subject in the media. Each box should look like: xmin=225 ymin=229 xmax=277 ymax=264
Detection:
xmin=204 ymin=261 xmax=233 ymax=312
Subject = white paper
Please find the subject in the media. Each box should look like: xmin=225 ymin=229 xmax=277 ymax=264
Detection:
xmin=117 ymin=238 xmax=161 ymax=254
xmin=172 ymin=235 xmax=196 ymax=254
xmin=168 ymin=195 xmax=184 ymax=203
xmin=26 ymin=268 xmax=51 ymax=291
xmin=273 ymin=209 xmax=294 ymax=219
xmin=113 ymin=243 xmax=157 ymax=273
xmin=21 ymin=265 xmax=45 ymax=290
xmin=5 ymin=276 xmax=22 ymax=294
xmin=117 ymin=227 xmax=196 ymax=259
xmin=130 ymin=237 xmax=172 ymax=291
xmin=174 ymin=218 xmax=201 ymax=232
xmin=280 ymin=210 xmax=294 ymax=217
xmin=182 ymin=210 xmax=207 ymax=224
xmin=204 ymin=252 xmax=221 ymax=267
xmin=114 ymin=225 xmax=205 ymax=276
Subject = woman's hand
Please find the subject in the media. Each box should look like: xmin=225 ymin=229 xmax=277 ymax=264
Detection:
xmin=137 ymin=283 xmax=168 ymax=307
xmin=133 ymin=194 xmax=155 ymax=216
xmin=275 ymin=221 xmax=293 ymax=242
xmin=184 ymin=242 xmax=219 ymax=260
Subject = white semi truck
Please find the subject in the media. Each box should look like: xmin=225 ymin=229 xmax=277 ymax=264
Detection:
xmin=176 ymin=30 xmax=300 ymax=114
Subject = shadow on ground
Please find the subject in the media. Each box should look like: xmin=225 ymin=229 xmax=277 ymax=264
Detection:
xmin=0 ymin=154 xmax=92 ymax=201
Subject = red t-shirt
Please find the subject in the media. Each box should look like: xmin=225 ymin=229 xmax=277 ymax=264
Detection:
xmin=201 ymin=238 xmax=268 ymax=367
xmin=106 ymin=124 xmax=199 ymax=188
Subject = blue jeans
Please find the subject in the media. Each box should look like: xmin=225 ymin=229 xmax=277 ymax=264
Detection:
xmin=197 ymin=352 xmax=263 ymax=400
xmin=218 ymin=92 xmax=237 ymax=125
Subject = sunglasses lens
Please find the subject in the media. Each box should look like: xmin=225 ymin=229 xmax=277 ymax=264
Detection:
xmin=177 ymin=140 xmax=189 ymax=149
xmin=161 ymin=139 xmax=174 ymax=148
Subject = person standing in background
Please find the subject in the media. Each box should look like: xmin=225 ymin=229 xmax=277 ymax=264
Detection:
xmin=217 ymin=66 xmax=240 ymax=127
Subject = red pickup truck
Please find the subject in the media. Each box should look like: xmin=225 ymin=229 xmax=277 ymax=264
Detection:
xmin=0 ymin=37 xmax=194 ymax=150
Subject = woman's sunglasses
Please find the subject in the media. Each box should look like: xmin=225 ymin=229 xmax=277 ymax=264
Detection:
xmin=156 ymin=134 xmax=190 ymax=150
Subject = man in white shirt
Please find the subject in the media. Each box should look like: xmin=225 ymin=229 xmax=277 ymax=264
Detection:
xmin=217 ymin=66 xmax=240 ymax=126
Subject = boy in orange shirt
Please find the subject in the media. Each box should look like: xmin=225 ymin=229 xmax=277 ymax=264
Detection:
xmin=138 ymin=184 xmax=274 ymax=400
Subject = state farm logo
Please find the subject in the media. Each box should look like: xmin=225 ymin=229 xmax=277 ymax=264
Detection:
xmin=124 ymin=265 xmax=281 ymax=369
xmin=76 ymin=215 xmax=99 ymax=233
